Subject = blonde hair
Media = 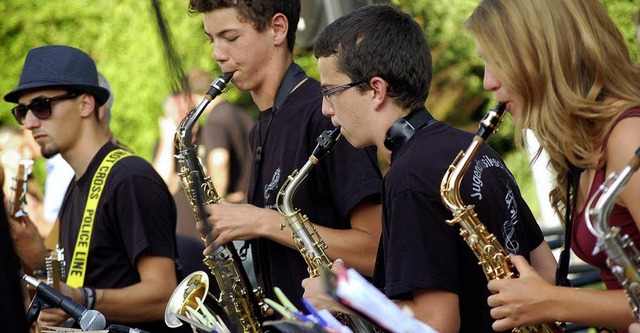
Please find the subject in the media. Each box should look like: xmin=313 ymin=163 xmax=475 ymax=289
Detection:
xmin=466 ymin=0 xmax=640 ymax=219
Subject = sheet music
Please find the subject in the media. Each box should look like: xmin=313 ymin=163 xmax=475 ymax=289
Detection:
xmin=332 ymin=268 xmax=438 ymax=333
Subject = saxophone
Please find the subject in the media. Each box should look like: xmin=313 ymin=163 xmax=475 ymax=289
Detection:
xmin=165 ymin=72 xmax=265 ymax=333
xmin=440 ymin=103 xmax=562 ymax=333
xmin=276 ymin=128 xmax=382 ymax=332
xmin=586 ymin=147 xmax=640 ymax=318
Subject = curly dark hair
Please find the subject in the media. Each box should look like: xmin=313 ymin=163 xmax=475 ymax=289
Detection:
xmin=189 ymin=0 xmax=300 ymax=52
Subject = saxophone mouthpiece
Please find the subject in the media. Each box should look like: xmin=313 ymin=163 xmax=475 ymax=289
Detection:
xmin=221 ymin=72 xmax=234 ymax=83
xmin=205 ymin=72 xmax=235 ymax=99
xmin=312 ymin=127 xmax=342 ymax=160
xmin=476 ymin=102 xmax=506 ymax=141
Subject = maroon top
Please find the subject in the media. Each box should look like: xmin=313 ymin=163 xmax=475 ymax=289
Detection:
xmin=572 ymin=108 xmax=640 ymax=290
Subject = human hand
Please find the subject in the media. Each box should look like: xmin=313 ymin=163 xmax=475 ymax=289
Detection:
xmin=38 ymin=307 xmax=71 ymax=328
xmin=630 ymin=322 xmax=640 ymax=333
xmin=9 ymin=215 xmax=47 ymax=268
xmin=302 ymin=259 xmax=350 ymax=314
xmin=199 ymin=201 xmax=280 ymax=255
xmin=487 ymin=255 xmax=558 ymax=331
xmin=31 ymin=279 xmax=77 ymax=328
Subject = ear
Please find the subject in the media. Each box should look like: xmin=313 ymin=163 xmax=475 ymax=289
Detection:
xmin=98 ymin=105 xmax=106 ymax=123
xmin=79 ymin=93 xmax=97 ymax=119
xmin=271 ymin=13 xmax=288 ymax=47
xmin=369 ymin=77 xmax=388 ymax=110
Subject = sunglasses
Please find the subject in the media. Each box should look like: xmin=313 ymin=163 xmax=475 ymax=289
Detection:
xmin=11 ymin=92 xmax=80 ymax=125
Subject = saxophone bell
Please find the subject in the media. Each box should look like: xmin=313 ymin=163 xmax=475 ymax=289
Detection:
xmin=165 ymin=271 xmax=231 ymax=332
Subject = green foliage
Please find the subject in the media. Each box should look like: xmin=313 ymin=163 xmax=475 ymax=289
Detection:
xmin=394 ymin=0 xmax=488 ymax=125
xmin=0 ymin=0 xmax=248 ymax=161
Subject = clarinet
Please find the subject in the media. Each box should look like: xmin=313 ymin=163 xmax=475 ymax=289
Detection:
xmin=276 ymin=128 xmax=383 ymax=332
xmin=440 ymin=103 xmax=563 ymax=333
xmin=586 ymin=147 xmax=640 ymax=318
xmin=172 ymin=72 xmax=266 ymax=332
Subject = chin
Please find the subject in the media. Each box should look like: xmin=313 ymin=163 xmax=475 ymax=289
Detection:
xmin=342 ymin=135 xmax=363 ymax=149
xmin=41 ymin=146 xmax=60 ymax=159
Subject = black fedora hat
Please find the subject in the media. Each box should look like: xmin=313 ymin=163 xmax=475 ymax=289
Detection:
xmin=4 ymin=45 xmax=110 ymax=106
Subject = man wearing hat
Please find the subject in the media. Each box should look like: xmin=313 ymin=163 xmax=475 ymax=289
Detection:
xmin=5 ymin=45 xmax=183 ymax=332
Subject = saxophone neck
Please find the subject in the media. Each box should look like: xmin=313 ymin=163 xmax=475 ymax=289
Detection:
xmin=586 ymin=147 xmax=640 ymax=243
xmin=440 ymin=103 xmax=505 ymax=215
xmin=440 ymin=139 xmax=482 ymax=212
xmin=277 ymin=128 xmax=342 ymax=216
xmin=277 ymin=160 xmax=314 ymax=216
xmin=176 ymin=72 xmax=234 ymax=149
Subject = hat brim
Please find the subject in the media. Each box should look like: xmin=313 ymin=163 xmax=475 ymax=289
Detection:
xmin=4 ymin=82 xmax=110 ymax=106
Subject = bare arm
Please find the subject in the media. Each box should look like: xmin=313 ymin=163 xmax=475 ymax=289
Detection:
xmin=395 ymin=288 xmax=460 ymax=333
xmin=204 ymin=197 xmax=382 ymax=277
xmin=528 ymin=240 xmax=557 ymax=284
xmin=83 ymin=255 xmax=176 ymax=322
xmin=310 ymin=198 xmax=381 ymax=276
xmin=605 ymin=116 xmax=640 ymax=234
xmin=39 ymin=255 xmax=177 ymax=326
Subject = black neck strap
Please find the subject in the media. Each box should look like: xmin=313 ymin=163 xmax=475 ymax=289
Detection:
xmin=384 ymin=106 xmax=437 ymax=152
xmin=253 ymin=63 xmax=308 ymax=164
xmin=273 ymin=62 xmax=307 ymax=113
xmin=247 ymin=62 xmax=308 ymax=205
xmin=556 ymin=165 xmax=583 ymax=287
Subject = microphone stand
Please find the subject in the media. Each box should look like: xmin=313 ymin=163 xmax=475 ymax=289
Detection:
xmin=25 ymin=293 xmax=46 ymax=328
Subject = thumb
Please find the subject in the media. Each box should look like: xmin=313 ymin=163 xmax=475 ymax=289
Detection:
xmin=509 ymin=254 xmax=533 ymax=276
xmin=331 ymin=258 xmax=345 ymax=273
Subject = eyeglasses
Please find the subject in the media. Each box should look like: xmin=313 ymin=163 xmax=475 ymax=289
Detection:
xmin=321 ymin=81 xmax=364 ymax=102
xmin=11 ymin=92 xmax=80 ymax=125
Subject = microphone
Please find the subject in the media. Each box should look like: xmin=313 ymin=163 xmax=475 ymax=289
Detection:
xmin=22 ymin=274 xmax=106 ymax=330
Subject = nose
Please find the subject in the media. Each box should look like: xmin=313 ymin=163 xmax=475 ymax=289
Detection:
xmin=321 ymin=99 xmax=334 ymax=117
xmin=213 ymin=42 xmax=228 ymax=63
xmin=23 ymin=110 xmax=41 ymax=130
xmin=482 ymin=66 xmax=501 ymax=92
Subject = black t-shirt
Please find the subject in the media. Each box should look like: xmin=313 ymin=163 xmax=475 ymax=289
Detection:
xmin=59 ymin=142 xmax=180 ymax=332
xmin=248 ymin=78 xmax=382 ymax=309
xmin=373 ymin=122 xmax=544 ymax=332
